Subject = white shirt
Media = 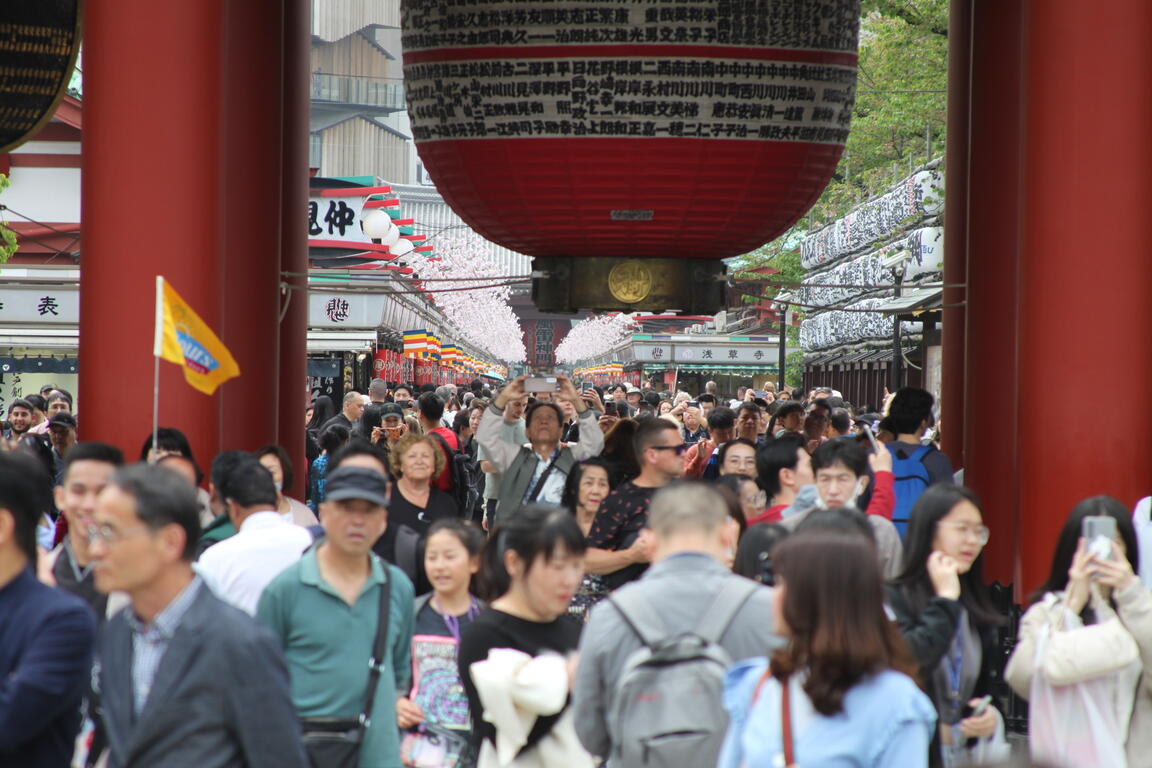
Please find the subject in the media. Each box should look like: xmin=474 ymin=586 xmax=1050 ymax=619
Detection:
xmin=196 ymin=510 xmax=313 ymax=615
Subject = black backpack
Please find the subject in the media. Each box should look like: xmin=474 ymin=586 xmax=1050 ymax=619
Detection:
xmin=428 ymin=432 xmax=481 ymax=517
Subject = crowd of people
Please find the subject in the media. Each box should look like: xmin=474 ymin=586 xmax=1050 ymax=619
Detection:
xmin=2 ymin=375 xmax=1149 ymax=768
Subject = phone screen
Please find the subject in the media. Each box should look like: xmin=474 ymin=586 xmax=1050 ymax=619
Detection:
xmin=1082 ymin=515 xmax=1118 ymax=560
xmin=863 ymin=423 xmax=881 ymax=454
xmin=524 ymin=377 xmax=559 ymax=393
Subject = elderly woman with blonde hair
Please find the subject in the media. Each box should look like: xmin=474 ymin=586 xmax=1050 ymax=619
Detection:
xmin=371 ymin=432 xmax=460 ymax=594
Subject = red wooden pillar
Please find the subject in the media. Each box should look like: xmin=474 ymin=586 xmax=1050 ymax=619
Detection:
xmin=218 ymin=0 xmax=286 ymax=452
xmin=82 ymin=0 xmax=225 ymax=466
xmin=940 ymin=0 xmax=969 ymax=466
xmin=962 ymin=0 xmax=1026 ymax=586
xmin=1013 ymin=1 xmax=1152 ymax=594
xmin=83 ymin=0 xmax=309 ymax=473
xmin=277 ymin=0 xmax=310 ymax=498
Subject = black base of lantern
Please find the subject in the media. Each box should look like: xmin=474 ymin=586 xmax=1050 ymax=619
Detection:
xmin=531 ymin=257 xmax=726 ymax=315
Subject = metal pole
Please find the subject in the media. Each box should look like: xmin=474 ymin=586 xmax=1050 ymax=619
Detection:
xmin=777 ymin=305 xmax=788 ymax=392
xmin=891 ymin=268 xmax=905 ymax=391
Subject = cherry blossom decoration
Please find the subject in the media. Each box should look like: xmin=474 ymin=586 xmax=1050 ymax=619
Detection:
xmin=413 ymin=235 xmax=527 ymax=363
xmin=554 ymin=313 xmax=638 ymax=365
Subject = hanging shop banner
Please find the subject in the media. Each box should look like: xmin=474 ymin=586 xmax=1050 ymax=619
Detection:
xmin=308 ymin=292 xmax=388 ymax=328
xmin=0 ymin=284 xmax=79 ymax=324
xmin=0 ymin=1 xmax=81 ymax=153
xmin=674 ymin=345 xmax=774 ymax=363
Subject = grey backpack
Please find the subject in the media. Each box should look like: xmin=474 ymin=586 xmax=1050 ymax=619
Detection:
xmin=607 ymin=578 xmax=759 ymax=767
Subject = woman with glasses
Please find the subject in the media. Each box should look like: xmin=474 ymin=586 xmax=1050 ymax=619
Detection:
xmin=716 ymin=473 xmax=765 ymax=527
xmin=887 ymin=484 xmax=1007 ymax=767
xmin=1004 ymin=496 xmax=1152 ymax=767
xmin=717 ymin=438 xmax=758 ymax=478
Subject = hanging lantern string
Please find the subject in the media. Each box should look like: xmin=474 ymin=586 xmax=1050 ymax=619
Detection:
xmin=732 ymin=288 xmax=967 ymax=314
xmin=730 ymin=277 xmax=967 ymax=290
xmin=284 ymin=271 xmax=531 ymax=283
xmin=281 ymin=278 xmax=529 ymax=297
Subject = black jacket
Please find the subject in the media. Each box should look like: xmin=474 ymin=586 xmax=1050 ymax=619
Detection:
xmin=886 ymin=583 xmax=1002 ymax=767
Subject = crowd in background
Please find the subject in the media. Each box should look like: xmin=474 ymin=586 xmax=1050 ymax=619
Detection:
xmin=2 ymin=375 xmax=1149 ymax=768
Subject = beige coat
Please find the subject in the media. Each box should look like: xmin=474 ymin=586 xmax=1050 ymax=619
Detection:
xmin=1005 ymin=581 xmax=1152 ymax=768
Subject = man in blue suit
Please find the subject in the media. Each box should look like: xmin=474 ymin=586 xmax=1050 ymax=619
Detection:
xmin=0 ymin=452 xmax=96 ymax=768
xmin=91 ymin=463 xmax=307 ymax=768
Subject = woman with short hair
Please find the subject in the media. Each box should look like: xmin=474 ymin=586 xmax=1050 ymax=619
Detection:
xmin=372 ymin=433 xmax=460 ymax=595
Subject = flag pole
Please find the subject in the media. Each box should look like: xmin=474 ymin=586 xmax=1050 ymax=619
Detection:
xmin=151 ymin=276 xmax=164 ymax=462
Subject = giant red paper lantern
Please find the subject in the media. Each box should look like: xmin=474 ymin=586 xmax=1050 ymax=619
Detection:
xmin=402 ymin=0 xmax=859 ymax=260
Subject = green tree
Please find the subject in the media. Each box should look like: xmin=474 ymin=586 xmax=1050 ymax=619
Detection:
xmin=0 ymin=175 xmax=17 ymax=264
xmin=733 ymin=0 xmax=948 ymax=314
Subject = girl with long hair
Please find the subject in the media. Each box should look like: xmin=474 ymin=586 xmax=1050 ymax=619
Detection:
xmin=457 ymin=505 xmax=592 ymax=767
xmin=887 ymin=484 xmax=1006 ymax=766
xmin=1005 ymin=496 xmax=1152 ymax=767
xmin=720 ymin=531 xmax=934 ymax=767
xmin=398 ymin=519 xmax=486 ymax=767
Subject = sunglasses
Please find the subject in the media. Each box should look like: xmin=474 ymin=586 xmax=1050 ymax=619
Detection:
xmin=650 ymin=444 xmax=690 ymax=456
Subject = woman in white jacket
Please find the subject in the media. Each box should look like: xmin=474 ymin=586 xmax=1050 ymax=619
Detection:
xmin=1005 ymin=496 xmax=1152 ymax=768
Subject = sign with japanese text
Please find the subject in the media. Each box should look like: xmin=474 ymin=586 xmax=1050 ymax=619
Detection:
xmin=308 ymin=292 xmax=387 ymax=328
xmin=674 ymin=345 xmax=771 ymax=363
xmin=308 ymin=196 xmax=368 ymax=244
xmin=0 ymin=285 xmax=78 ymax=323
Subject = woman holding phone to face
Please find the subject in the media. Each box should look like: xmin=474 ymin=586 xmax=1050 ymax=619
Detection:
xmin=1005 ymin=497 xmax=1152 ymax=767
xmin=886 ymin=484 xmax=1007 ymax=766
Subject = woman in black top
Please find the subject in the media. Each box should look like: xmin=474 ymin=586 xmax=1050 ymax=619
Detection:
xmin=887 ymin=484 xmax=1006 ymax=767
xmin=373 ymin=433 xmax=458 ymax=594
xmin=458 ymin=504 xmax=590 ymax=766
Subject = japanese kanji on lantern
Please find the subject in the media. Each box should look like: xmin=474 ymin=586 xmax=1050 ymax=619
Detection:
xmin=401 ymin=0 xmax=860 ymax=313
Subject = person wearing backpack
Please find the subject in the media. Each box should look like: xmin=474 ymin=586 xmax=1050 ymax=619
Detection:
xmin=418 ymin=392 xmax=461 ymax=494
xmin=885 ymin=388 xmax=954 ymax=537
xmin=572 ymin=482 xmax=779 ymax=767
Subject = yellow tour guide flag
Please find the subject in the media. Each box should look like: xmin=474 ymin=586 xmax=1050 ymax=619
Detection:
xmin=153 ymin=276 xmax=240 ymax=395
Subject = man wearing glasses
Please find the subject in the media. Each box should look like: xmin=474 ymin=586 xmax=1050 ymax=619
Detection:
xmin=90 ymin=464 xmax=307 ymax=768
xmin=585 ymin=419 xmax=687 ymax=591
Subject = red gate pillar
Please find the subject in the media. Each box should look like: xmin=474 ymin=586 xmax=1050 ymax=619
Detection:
xmin=277 ymin=0 xmax=311 ymax=499
xmin=218 ymin=0 xmax=286 ymax=452
xmin=940 ymin=0 xmax=969 ymax=466
xmin=962 ymin=0 xmax=1026 ymax=586
xmin=1013 ymin=1 xmax=1152 ymax=594
xmin=82 ymin=1 xmax=226 ymax=465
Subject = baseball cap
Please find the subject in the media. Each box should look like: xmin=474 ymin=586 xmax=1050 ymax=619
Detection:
xmin=323 ymin=466 xmax=389 ymax=507
xmin=379 ymin=403 xmax=405 ymax=418
xmin=47 ymin=412 xmax=78 ymax=430
xmin=625 ymin=384 xmax=641 ymax=394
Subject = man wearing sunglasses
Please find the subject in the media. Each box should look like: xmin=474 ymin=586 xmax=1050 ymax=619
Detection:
xmin=585 ymin=419 xmax=687 ymax=591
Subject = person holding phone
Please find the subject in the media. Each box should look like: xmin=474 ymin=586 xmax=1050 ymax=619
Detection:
xmin=476 ymin=375 xmax=604 ymax=525
xmin=1005 ymin=497 xmax=1152 ymax=767
xmin=887 ymin=485 xmax=1009 ymax=766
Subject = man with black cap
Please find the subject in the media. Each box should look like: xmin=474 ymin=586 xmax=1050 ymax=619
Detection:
xmin=47 ymin=411 xmax=78 ymax=486
xmin=258 ymin=466 xmax=415 ymax=768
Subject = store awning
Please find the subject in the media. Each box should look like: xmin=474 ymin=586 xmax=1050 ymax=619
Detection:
xmin=874 ymin=286 xmax=942 ymax=316
xmin=306 ymin=330 xmax=377 ymax=352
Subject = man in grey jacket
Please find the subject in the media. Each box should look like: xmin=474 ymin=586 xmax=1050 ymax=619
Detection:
xmin=572 ymin=482 xmax=782 ymax=764
xmin=91 ymin=465 xmax=306 ymax=768
xmin=476 ymin=374 xmax=603 ymax=523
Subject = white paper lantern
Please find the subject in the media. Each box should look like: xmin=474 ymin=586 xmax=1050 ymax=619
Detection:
xmin=361 ymin=208 xmax=394 ymax=239
xmin=391 ymin=238 xmax=415 ymax=257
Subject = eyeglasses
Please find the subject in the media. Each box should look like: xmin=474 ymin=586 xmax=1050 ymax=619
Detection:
xmin=938 ymin=521 xmax=991 ymax=546
xmin=87 ymin=523 xmax=151 ymax=545
xmin=650 ymin=444 xmax=689 ymax=456
xmin=742 ymin=491 xmax=768 ymax=508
